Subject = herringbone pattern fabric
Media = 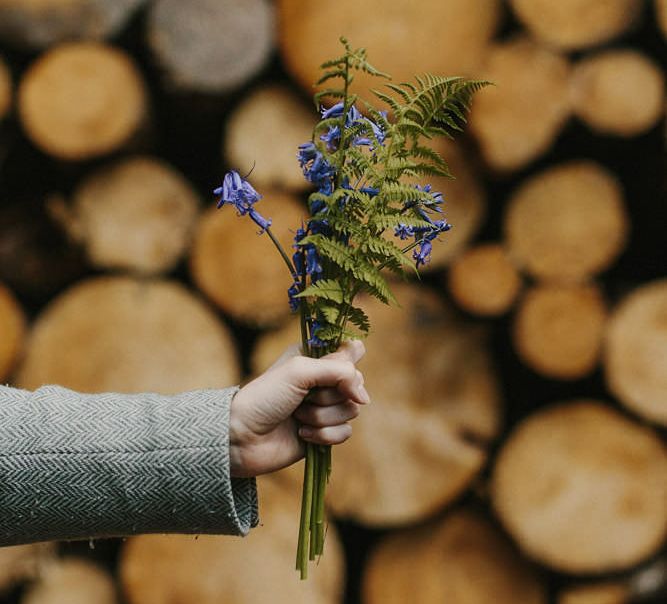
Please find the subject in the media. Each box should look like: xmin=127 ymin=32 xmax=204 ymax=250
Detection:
xmin=0 ymin=384 xmax=258 ymax=546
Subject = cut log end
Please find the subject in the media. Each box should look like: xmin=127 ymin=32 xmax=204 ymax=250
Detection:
xmin=62 ymin=156 xmax=200 ymax=274
xmin=147 ymin=0 xmax=274 ymax=93
xmin=0 ymin=283 xmax=26 ymax=383
xmin=505 ymin=161 xmax=628 ymax=283
xmin=119 ymin=474 xmax=344 ymax=604
xmin=16 ymin=276 xmax=240 ymax=394
xmin=513 ymin=283 xmax=607 ymax=380
xmin=279 ymin=0 xmax=501 ymax=107
xmin=509 ymin=0 xmax=642 ymax=50
xmin=0 ymin=0 xmax=145 ymax=50
xmin=447 ymin=243 xmax=522 ymax=316
xmin=18 ymin=42 xmax=147 ymax=161
xmin=225 ymin=85 xmax=317 ymax=192
xmin=363 ymin=510 xmax=547 ymax=604
xmin=470 ymin=36 xmax=571 ymax=172
xmin=22 ymin=558 xmax=117 ymax=604
xmin=605 ymin=279 xmax=667 ymax=427
xmin=0 ymin=54 xmax=11 ymax=120
xmin=492 ymin=400 xmax=667 ymax=574
xmin=571 ymin=50 xmax=665 ymax=137
xmin=190 ymin=191 xmax=307 ymax=327
xmin=558 ymin=582 xmax=630 ymax=604
xmin=0 ymin=543 xmax=55 ymax=594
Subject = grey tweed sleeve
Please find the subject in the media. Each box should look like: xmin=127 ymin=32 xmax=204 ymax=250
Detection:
xmin=0 ymin=384 xmax=259 ymax=546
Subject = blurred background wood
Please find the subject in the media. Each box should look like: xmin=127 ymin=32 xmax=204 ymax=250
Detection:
xmin=570 ymin=50 xmax=665 ymax=137
xmin=16 ymin=276 xmax=240 ymax=393
xmin=512 ymin=283 xmax=607 ymax=380
xmin=119 ymin=472 xmax=344 ymax=604
xmin=363 ymin=509 xmax=547 ymax=604
xmin=558 ymin=582 xmax=630 ymax=604
xmin=0 ymin=54 xmax=10 ymax=121
xmin=504 ymin=161 xmax=628 ymax=283
xmin=470 ymin=36 xmax=571 ymax=172
xmin=51 ymin=156 xmax=200 ymax=274
xmin=18 ymin=42 xmax=148 ymax=161
xmin=508 ymin=0 xmax=642 ymax=50
xmin=0 ymin=282 xmax=26 ymax=382
xmin=21 ymin=558 xmax=117 ymax=604
xmin=224 ymin=85 xmax=317 ymax=192
xmin=492 ymin=401 xmax=667 ymax=574
xmin=147 ymin=0 xmax=275 ymax=93
xmin=0 ymin=0 xmax=145 ymax=50
xmin=605 ymin=279 xmax=667 ymax=427
xmin=447 ymin=243 xmax=522 ymax=316
xmin=0 ymin=545 xmax=55 ymax=596
xmin=279 ymin=0 xmax=501 ymax=107
xmin=190 ymin=191 xmax=306 ymax=327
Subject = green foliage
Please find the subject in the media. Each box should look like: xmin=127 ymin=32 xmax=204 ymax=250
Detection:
xmin=294 ymin=38 xmax=486 ymax=354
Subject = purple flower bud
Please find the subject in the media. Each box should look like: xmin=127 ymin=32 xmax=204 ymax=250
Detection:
xmin=321 ymin=101 xmax=345 ymax=119
xmin=413 ymin=240 xmax=433 ymax=268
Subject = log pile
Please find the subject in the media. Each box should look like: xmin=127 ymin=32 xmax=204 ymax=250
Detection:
xmin=0 ymin=1 xmax=664 ymax=603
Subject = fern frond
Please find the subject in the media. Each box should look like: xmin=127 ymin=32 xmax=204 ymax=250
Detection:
xmin=295 ymin=279 xmax=345 ymax=304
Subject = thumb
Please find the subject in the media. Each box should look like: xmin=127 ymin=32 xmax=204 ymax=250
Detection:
xmin=321 ymin=339 xmax=366 ymax=365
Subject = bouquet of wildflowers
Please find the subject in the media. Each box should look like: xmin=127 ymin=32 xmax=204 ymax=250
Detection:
xmin=214 ymin=38 xmax=487 ymax=579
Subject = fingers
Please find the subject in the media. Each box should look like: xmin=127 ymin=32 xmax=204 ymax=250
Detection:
xmin=298 ymin=423 xmax=352 ymax=445
xmin=283 ymin=355 xmax=370 ymax=405
xmin=321 ymin=339 xmax=366 ymax=364
xmin=294 ymin=400 xmax=360 ymax=426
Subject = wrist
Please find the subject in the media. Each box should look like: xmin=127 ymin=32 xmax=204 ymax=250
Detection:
xmin=229 ymin=390 xmax=254 ymax=478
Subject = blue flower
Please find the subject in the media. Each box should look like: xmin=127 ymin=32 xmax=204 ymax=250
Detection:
xmin=308 ymin=320 xmax=326 ymax=348
xmin=320 ymin=125 xmax=341 ymax=151
xmin=306 ymin=247 xmax=323 ymax=278
xmin=287 ymin=281 xmax=301 ymax=312
xmin=413 ymin=240 xmax=433 ymax=268
xmin=394 ymin=224 xmax=414 ymax=240
xmin=214 ymin=171 xmax=271 ymax=234
xmin=321 ymin=101 xmax=345 ymax=119
xmin=360 ymin=186 xmax=380 ymax=197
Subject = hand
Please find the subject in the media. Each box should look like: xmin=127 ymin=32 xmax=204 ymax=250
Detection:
xmin=229 ymin=340 xmax=369 ymax=478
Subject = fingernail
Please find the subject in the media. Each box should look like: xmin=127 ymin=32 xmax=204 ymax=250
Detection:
xmin=299 ymin=426 xmax=313 ymax=438
xmin=357 ymin=384 xmax=371 ymax=404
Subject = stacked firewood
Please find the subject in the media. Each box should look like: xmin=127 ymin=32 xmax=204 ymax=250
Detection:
xmin=0 ymin=1 xmax=665 ymax=603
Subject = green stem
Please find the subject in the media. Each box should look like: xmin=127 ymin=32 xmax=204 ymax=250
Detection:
xmin=265 ymin=226 xmax=296 ymax=276
xmin=297 ymin=444 xmax=316 ymax=579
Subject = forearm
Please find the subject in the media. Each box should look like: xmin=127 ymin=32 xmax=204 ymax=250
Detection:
xmin=0 ymin=384 xmax=258 ymax=547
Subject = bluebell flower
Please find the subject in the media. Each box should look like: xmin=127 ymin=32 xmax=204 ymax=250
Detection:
xmin=309 ymin=198 xmax=328 ymax=215
xmin=320 ymin=125 xmax=341 ymax=151
xmin=306 ymin=247 xmax=323 ymax=278
xmin=394 ymin=224 xmax=414 ymax=240
xmin=287 ymin=281 xmax=301 ymax=312
xmin=214 ymin=170 xmax=271 ymax=234
xmin=360 ymin=186 xmax=380 ymax=197
xmin=321 ymin=101 xmax=345 ymax=119
xmin=413 ymin=240 xmax=433 ymax=268
xmin=297 ymin=142 xmax=318 ymax=167
xmin=308 ymin=320 xmax=326 ymax=348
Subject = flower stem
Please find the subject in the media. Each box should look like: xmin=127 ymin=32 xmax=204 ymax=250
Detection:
xmin=265 ymin=226 xmax=297 ymax=276
xmin=296 ymin=443 xmax=316 ymax=579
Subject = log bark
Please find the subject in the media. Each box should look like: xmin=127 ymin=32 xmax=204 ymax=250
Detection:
xmin=147 ymin=0 xmax=275 ymax=93
xmin=21 ymin=558 xmax=117 ymax=604
xmin=508 ymin=0 xmax=642 ymax=50
xmin=190 ymin=191 xmax=307 ymax=327
xmin=0 ymin=0 xmax=145 ymax=50
xmin=18 ymin=42 xmax=148 ymax=161
xmin=0 ymin=544 xmax=55 ymax=594
xmin=363 ymin=509 xmax=547 ymax=604
xmin=0 ymin=54 xmax=11 ymax=121
xmin=492 ymin=401 xmax=667 ymax=574
xmin=513 ymin=283 xmax=607 ymax=380
xmin=16 ymin=276 xmax=240 ymax=394
xmin=558 ymin=583 xmax=630 ymax=604
xmin=119 ymin=472 xmax=344 ymax=604
xmin=570 ymin=49 xmax=665 ymax=137
xmin=52 ymin=156 xmax=200 ymax=274
xmin=447 ymin=243 xmax=522 ymax=316
xmin=0 ymin=282 xmax=26 ymax=383
xmin=504 ymin=161 xmax=628 ymax=283
xmin=604 ymin=279 xmax=667 ymax=427
xmin=224 ymin=85 xmax=317 ymax=192
xmin=470 ymin=36 xmax=571 ymax=172
xmin=252 ymin=282 xmax=502 ymax=526
xmin=278 ymin=0 xmax=501 ymax=106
